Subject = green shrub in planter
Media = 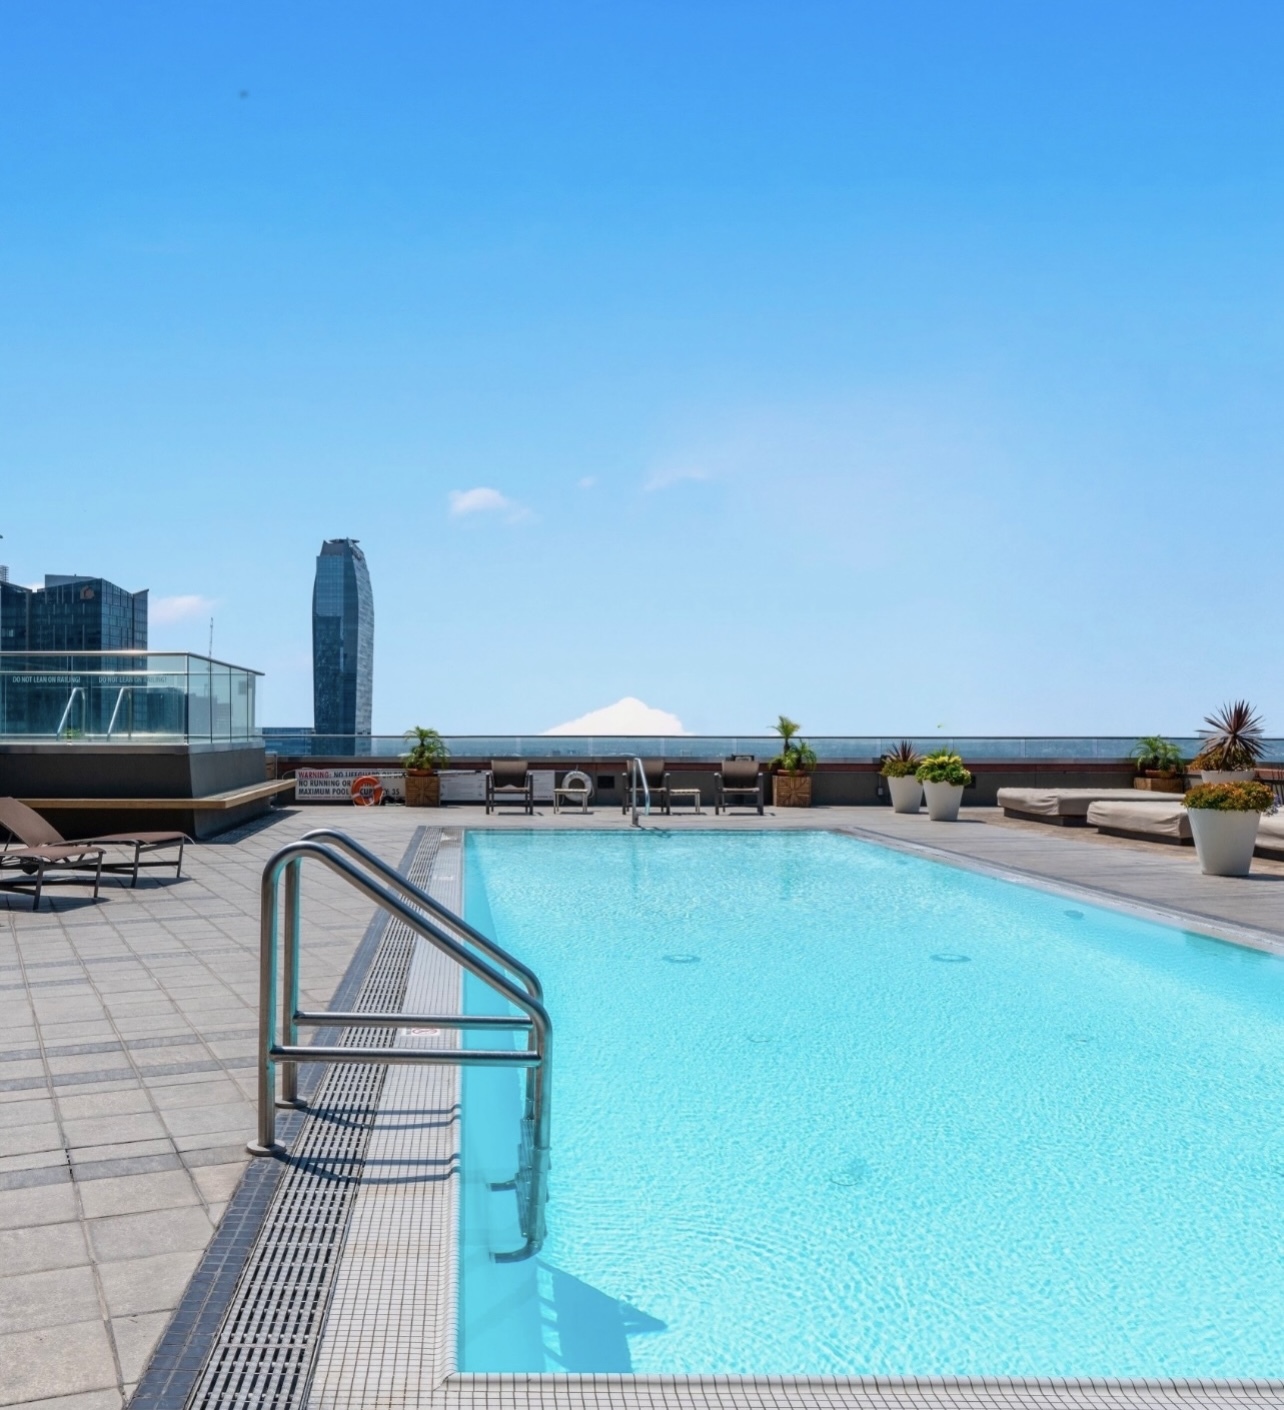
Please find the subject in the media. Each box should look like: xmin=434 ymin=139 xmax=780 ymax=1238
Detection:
xmin=1192 ymin=700 xmax=1265 ymax=773
xmin=915 ymin=750 xmax=972 ymax=787
xmin=1130 ymin=735 xmax=1185 ymax=775
xmin=1183 ymin=781 xmax=1274 ymax=812
xmin=879 ymin=741 xmax=920 ymax=779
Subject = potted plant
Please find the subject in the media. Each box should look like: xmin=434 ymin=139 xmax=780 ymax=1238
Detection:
xmin=1129 ymin=735 xmax=1185 ymax=793
xmin=915 ymin=750 xmax=972 ymax=822
xmin=403 ymin=726 xmax=449 ymax=807
xmin=770 ymin=715 xmax=818 ymax=807
xmin=880 ymin=741 xmax=923 ymax=813
xmin=1192 ymin=700 xmax=1265 ymax=783
xmin=1183 ymin=780 xmax=1274 ymax=876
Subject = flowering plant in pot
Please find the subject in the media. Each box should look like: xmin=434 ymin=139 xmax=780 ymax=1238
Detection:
xmin=403 ymin=726 xmax=449 ymax=807
xmin=915 ymin=750 xmax=972 ymax=821
xmin=880 ymin=741 xmax=922 ymax=814
xmin=1183 ymin=780 xmax=1274 ymax=876
xmin=1192 ymin=700 xmax=1264 ymax=783
xmin=770 ymin=715 xmax=818 ymax=807
xmin=1129 ymin=735 xmax=1185 ymax=793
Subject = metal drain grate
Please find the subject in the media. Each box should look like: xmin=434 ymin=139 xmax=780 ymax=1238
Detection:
xmin=185 ymin=832 xmax=439 ymax=1410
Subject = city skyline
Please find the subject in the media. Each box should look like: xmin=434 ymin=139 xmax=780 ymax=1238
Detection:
xmin=2 ymin=5 xmax=1283 ymax=735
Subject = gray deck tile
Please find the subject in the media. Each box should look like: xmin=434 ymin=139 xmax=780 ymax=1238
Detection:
xmin=0 ymin=1222 xmax=88 ymax=1276
xmin=0 ymin=1181 xmax=77 ymax=1230
xmin=77 ymin=1170 xmax=200 ymax=1220
xmin=86 ymin=1205 xmax=214 ymax=1262
xmin=0 ymin=1320 xmax=117 ymax=1405
xmin=0 ymin=1266 xmax=101 ymax=1336
xmin=107 ymin=1312 xmax=170 ymax=1385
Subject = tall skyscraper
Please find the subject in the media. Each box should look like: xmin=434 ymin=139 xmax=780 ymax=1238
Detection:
xmin=312 ymin=539 xmax=373 ymax=736
xmin=0 ymin=575 xmax=148 ymax=652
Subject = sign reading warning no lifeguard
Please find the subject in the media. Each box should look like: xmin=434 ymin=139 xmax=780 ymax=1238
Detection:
xmin=294 ymin=769 xmax=406 ymax=802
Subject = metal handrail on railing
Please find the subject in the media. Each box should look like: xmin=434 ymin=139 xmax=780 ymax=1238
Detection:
xmin=105 ymin=687 xmax=132 ymax=740
xmin=248 ymin=834 xmax=551 ymax=1261
xmin=55 ymin=687 xmax=85 ymax=739
xmin=628 ymin=756 xmax=652 ymax=827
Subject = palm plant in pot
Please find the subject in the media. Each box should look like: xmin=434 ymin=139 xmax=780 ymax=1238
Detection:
xmin=880 ymin=741 xmax=922 ymax=814
xmin=1183 ymin=779 xmax=1274 ymax=876
xmin=1129 ymin=735 xmax=1185 ymax=793
xmin=1192 ymin=700 xmax=1264 ymax=783
xmin=403 ymin=726 xmax=449 ymax=807
xmin=915 ymin=749 xmax=972 ymax=822
xmin=770 ymin=715 xmax=818 ymax=807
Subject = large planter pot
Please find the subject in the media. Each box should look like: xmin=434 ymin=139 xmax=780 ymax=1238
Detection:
xmin=1197 ymin=770 xmax=1256 ymax=785
xmin=923 ymin=780 xmax=965 ymax=822
xmin=1134 ymin=774 xmax=1184 ymax=793
xmin=405 ymin=771 xmax=441 ymax=807
xmin=773 ymin=773 xmax=812 ymax=808
xmin=1188 ymin=808 xmax=1260 ymax=876
xmin=886 ymin=775 xmax=923 ymax=813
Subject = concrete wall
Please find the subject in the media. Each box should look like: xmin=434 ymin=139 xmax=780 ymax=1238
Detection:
xmin=0 ymin=742 xmax=271 ymax=839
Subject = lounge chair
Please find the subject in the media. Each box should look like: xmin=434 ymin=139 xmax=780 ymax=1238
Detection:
xmin=620 ymin=759 xmax=671 ymax=815
xmin=1086 ymin=799 xmax=1192 ymax=844
xmin=0 ymin=843 xmax=105 ymax=909
xmin=486 ymin=760 xmax=533 ymax=814
xmin=997 ymin=787 xmax=1184 ymax=827
xmin=716 ymin=757 xmax=764 ymax=815
xmin=0 ymin=797 xmax=188 ymax=887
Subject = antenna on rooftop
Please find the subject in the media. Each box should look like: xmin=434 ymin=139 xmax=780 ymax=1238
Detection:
xmin=209 ymin=617 xmax=214 ymax=658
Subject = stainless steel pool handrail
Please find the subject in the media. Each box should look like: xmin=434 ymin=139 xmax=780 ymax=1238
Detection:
xmin=250 ymin=836 xmax=551 ymax=1261
xmin=628 ymin=756 xmax=652 ymax=826
xmin=299 ymin=827 xmax=543 ymax=1004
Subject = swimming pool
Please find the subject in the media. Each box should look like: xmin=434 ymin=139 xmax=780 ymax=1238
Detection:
xmin=458 ymin=829 xmax=1284 ymax=1378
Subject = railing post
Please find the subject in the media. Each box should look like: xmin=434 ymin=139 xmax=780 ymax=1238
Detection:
xmin=248 ymin=865 xmax=281 ymax=1154
xmin=280 ymin=858 xmax=302 ymax=1107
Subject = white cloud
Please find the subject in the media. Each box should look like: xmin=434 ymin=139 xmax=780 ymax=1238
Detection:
xmin=151 ymin=594 xmax=216 ymax=626
xmin=448 ymin=486 xmax=516 ymax=516
xmin=643 ymin=463 xmax=710 ymax=492
xmin=544 ymin=696 xmax=690 ymax=736
xmin=577 ymin=476 xmax=597 ymax=490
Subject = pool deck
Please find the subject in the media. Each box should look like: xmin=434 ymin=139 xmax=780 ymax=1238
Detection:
xmin=2 ymin=802 xmax=1284 ymax=1410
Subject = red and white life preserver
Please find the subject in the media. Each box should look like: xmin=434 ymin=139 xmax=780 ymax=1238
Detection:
xmin=350 ymin=774 xmax=384 ymax=807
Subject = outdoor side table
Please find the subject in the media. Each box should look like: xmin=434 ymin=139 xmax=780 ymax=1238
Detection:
xmin=553 ymin=786 xmax=590 ymax=813
xmin=668 ymin=788 xmax=702 ymax=814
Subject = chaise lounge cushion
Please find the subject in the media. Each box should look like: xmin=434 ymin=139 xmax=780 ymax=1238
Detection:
xmin=1254 ymin=812 xmax=1284 ymax=857
xmin=997 ymin=787 xmax=1183 ymax=821
xmin=1086 ymin=799 xmax=1191 ymax=842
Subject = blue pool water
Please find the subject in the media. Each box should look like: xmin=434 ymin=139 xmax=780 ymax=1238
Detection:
xmin=459 ymin=830 xmax=1284 ymax=1378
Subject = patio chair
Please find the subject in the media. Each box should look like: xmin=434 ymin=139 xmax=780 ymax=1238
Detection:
xmin=715 ymin=757 xmax=764 ymax=815
xmin=486 ymin=760 xmax=533 ymax=814
xmin=620 ymin=759 xmax=671 ymax=815
xmin=0 ymin=797 xmax=188 ymax=888
xmin=0 ymin=842 xmax=105 ymax=909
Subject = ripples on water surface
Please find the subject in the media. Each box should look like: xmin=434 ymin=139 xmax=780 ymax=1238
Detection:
xmin=459 ymin=830 xmax=1284 ymax=1377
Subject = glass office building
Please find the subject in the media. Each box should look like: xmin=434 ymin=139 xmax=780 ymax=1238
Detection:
xmin=0 ymin=575 xmax=148 ymax=652
xmin=312 ymin=539 xmax=373 ymax=737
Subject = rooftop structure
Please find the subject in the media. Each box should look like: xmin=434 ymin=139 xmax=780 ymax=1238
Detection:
xmin=0 ymin=572 xmax=147 ymax=653
xmin=312 ymin=538 xmax=373 ymax=738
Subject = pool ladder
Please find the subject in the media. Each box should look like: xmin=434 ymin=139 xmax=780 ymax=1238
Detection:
xmin=248 ymin=828 xmax=552 ymax=1262
xmin=627 ymin=756 xmax=652 ymax=826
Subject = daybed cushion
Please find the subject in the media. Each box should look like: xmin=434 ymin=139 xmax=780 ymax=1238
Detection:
xmin=997 ymin=787 xmax=1182 ymax=819
xmin=1086 ymin=800 xmax=1191 ymax=842
xmin=1254 ymin=812 xmax=1284 ymax=857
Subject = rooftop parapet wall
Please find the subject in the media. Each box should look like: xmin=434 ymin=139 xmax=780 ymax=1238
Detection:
xmin=260 ymin=733 xmax=1284 ymax=763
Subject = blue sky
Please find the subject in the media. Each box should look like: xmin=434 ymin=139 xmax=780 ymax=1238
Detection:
xmin=2 ymin=3 xmax=1282 ymax=735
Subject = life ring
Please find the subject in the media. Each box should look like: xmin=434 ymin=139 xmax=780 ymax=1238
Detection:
xmin=351 ymin=774 xmax=384 ymax=807
xmin=561 ymin=769 xmax=594 ymax=799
